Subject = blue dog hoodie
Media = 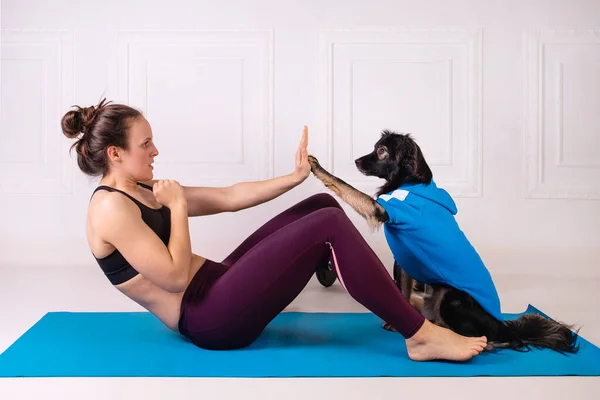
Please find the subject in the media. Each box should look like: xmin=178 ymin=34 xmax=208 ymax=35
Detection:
xmin=375 ymin=180 xmax=503 ymax=321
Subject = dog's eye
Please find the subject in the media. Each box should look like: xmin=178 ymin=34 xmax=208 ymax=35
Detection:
xmin=377 ymin=147 xmax=386 ymax=155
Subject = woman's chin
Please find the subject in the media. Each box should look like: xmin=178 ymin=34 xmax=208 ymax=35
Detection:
xmin=138 ymin=171 xmax=153 ymax=181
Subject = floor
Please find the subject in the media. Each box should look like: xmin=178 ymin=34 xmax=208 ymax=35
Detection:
xmin=1 ymin=249 xmax=599 ymax=399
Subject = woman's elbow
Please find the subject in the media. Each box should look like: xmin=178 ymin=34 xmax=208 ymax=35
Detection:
xmin=165 ymin=270 xmax=189 ymax=293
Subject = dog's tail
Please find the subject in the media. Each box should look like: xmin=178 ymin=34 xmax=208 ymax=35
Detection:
xmin=491 ymin=314 xmax=580 ymax=354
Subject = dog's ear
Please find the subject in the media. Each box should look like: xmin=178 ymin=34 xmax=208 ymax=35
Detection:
xmin=375 ymin=132 xmax=432 ymax=196
xmin=400 ymin=137 xmax=432 ymax=184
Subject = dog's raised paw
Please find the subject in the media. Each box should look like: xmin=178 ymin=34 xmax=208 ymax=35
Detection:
xmin=307 ymin=155 xmax=320 ymax=170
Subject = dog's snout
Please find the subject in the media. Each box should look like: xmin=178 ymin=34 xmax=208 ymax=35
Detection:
xmin=355 ymin=158 xmax=362 ymax=168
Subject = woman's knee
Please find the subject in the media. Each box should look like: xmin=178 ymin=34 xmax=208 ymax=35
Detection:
xmin=304 ymin=192 xmax=342 ymax=209
xmin=315 ymin=207 xmax=351 ymax=227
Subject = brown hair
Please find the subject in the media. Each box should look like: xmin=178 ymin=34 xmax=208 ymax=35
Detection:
xmin=61 ymin=98 xmax=142 ymax=177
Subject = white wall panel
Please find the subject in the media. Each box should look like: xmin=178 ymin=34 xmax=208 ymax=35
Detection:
xmin=526 ymin=29 xmax=600 ymax=199
xmin=319 ymin=28 xmax=482 ymax=196
xmin=117 ymin=29 xmax=274 ymax=182
xmin=0 ymin=29 xmax=73 ymax=194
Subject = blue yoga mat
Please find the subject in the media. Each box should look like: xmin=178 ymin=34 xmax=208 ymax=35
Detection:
xmin=0 ymin=304 xmax=598 ymax=378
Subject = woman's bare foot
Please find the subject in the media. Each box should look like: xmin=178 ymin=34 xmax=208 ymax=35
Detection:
xmin=406 ymin=319 xmax=488 ymax=362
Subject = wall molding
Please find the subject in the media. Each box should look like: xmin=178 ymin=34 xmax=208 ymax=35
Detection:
xmin=318 ymin=27 xmax=483 ymax=197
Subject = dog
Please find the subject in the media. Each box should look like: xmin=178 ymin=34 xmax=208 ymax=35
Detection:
xmin=308 ymin=130 xmax=579 ymax=354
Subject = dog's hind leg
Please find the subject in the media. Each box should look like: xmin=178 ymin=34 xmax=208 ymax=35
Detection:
xmin=420 ymin=285 xmax=451 ymax=328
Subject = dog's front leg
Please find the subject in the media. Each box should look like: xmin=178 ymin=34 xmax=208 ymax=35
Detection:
xmin=308 ymin=155 xmax=388 ymax=229
xmin=400 ymin=268 xmax=414 ymax=303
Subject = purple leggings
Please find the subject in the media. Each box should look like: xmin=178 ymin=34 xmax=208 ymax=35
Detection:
xmin=178 ymin=193 xmax=425 ymax=349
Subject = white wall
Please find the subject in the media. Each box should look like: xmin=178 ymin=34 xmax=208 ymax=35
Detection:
xmin=1 ymin=0 xmax=599 ymax=277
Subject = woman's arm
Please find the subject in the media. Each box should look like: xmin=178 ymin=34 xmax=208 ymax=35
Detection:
xmin=142 ymin=126 xmax=311 ymax=216
xmin=92 ymin=182 xmax=192 ymax=293
xmin=188 ymin=172 xmax=304 ymax=216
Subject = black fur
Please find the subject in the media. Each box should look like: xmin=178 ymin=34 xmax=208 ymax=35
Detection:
xmin=355 ymin=130 xmax=432 ymax=197
xmin=438 ymin=285 xmax=579 ymax=354
xmin=359 ymin=130 xmax=580 ymax=354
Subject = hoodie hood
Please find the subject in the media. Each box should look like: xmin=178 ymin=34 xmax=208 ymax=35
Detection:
xmin=399 ymin=180 xmax=457 ymax=215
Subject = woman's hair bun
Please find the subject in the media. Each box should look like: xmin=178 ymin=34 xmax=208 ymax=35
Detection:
xmin=61 ymin=100 xmax=104 ymax=139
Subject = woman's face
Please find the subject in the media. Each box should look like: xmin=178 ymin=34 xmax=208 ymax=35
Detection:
xmin=117 ymin=117 xmax=159 ymax=181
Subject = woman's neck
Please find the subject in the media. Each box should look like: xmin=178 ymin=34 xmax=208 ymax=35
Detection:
xmin=100 ymin=173 xmax=139 ymax=193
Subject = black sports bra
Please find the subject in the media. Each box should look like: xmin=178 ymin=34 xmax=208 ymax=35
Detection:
xmin=91 ymin=182 xmax=171 ymax=285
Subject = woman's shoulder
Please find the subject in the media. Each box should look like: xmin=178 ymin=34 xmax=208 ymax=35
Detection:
xmin=88 ymin=188 xmax=141 ymax=226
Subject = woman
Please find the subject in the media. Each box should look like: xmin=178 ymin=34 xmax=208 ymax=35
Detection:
xmin=61 ymin=99 xmax=487 ymax=361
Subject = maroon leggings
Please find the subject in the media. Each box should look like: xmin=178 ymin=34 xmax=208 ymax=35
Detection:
xmin=178 ymin=193 xmax=425 ymax=349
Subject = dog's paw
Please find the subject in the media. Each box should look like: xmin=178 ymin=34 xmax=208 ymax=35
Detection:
xmin=484 ymin=343 xmax=496 ymax=352
xmin=307 ymin=155 xmax=320 ymax=171
xmin=382 ymin=322 xmax=397 ymax=332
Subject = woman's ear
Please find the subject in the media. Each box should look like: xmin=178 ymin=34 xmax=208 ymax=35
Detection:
xmin=106 ymin=145 xmax=121 ymax=163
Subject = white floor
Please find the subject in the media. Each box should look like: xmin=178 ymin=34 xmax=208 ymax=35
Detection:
xmin=1 ymin=248 xmax=599 ymax=399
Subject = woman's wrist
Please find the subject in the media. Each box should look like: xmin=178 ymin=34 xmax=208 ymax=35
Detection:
xmin=169 ymin=200 xmax=188 ymax=214
xmin=289 ymin=171 xmax=308 ymax=186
